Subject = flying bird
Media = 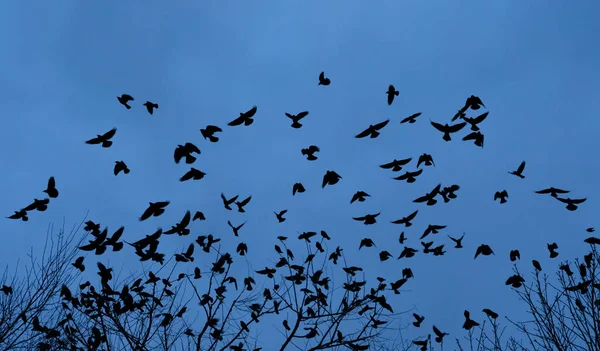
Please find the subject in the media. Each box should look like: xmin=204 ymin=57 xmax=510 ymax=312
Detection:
xmin=235 ymin=196 xmax=252 ymax=213
xmin=353 ymin=213 xmax=380 ymax=225
xmin=318 ymin=71 xmax=331 ymax=86
xmin=114 ymin=161 xmax=130 ymax=175
xmin=417 ymin=154 xmax=435 ymax=168
xmin=394 ymin=169 xmax=423 ymax=183
xmin=221 ymin=193 xmax=239 ymax=211
xmin=180 ymin=168 xmax=206 ymax=182
xmin=463 ymin=131 xmax=484 ymax=147
xmin=228 ymin=106 xmax=258 ymax=126
xmin=379 ymin=158 xmax=412 ymax=172
xmin=274 ymin=210 xmax=287 ymax=223
xmin=386 ymin=85 xmax=399 ymax=105
xmin=509 ymin=161 xmax=526 ymax=179
xmin=139 ymin=201 xmax=170 ymax=221
xmin=200 ymin=125 xmax=223 ymax=142
xmin=85 ymin=128 xmax=117 ymax=148
xmin=462 ymin=111 xmax=489 ymax=131
xmin=117 ymin=94 xmax=134 ymax=109
xmin=400 ymin=112 xmax=422 ymax=124
xmin=463 ymin=95 xmax=485 ymax=110
xmin=292 ymin=183 xmax=305 ymax=195
xmin=475 ymin=244 xmax=494 ymax=259
xmin=43 ymin=176 xmax=59 ymax=198
xmin=355 ymin=119 xmax=390 ymax=139
xmin=322 ymin=171 xmax=342 ymax=188
xmin=413 ymin=184 xmax=441 ymax=206
xmin=430 ymin=120 xmax=466 ymax=141
xmin=556 ymin=197 xmax=587 ymax=211
xmin=174 ymin=143 xmax=200 ymax=164
xmin=391 ymin=210 xmax=418 ymax=227
xmin=448 ymin=233 xmax=465 ymax=248
xmin=350 ymin=191 xmax=370 ymax=203
xmin=535 ymin=187 xmax=569 ymax=197
xmin=285 ymin=111 xmax=309 ymax=129
xmin=301 ymin=145 xmax=320 ymax=161
xmin=143 ymin=101 xmax=158 ymax=115
xmin=494 ymin=190 xmax=509 ymax=204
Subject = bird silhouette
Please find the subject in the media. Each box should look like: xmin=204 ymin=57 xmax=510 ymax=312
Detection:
xmin=475 ymin=244 xmax=494 ymax=259
xmin=193 ymin=211 xmax=206 ymax=221
xmin=8 ymin=209 xmax=28 ymax=222
xmin=180 ymin=168 xmax=206 ymax=182
xmin=462 ymin=111 xmax=489 ymax=131
xmin=482 ymin=308 xmax=498 ymax=319
xmin=235 ymin=195 xmax=252 ymax=213
xmin=228 ymin=220 xmax=246 ymax=236
xmin=417 ymin=153 xmax=435 ymax=168
xmin=72 ymin=256 xmax=85 ymax=272
xmin=535 ymin=187 xmax=569 ymax=197
xmin=494 ymin=190 xmax=509 ymax=204
xmin=164 ymin=211 xmax=191 ymax=236
xmin=430 ymin=120 xmax=466 ymax=141
xmin=114 ymin=161 xmax=130 ymax=175
xmin=532 ymin=260 xmax=542 ymax=271
xmin=174 ymin=143 xmax=200 ymax=164
xmin=322 ymin=170 xmax=342 ymax=188
xmin=274 ymin=210 xmax=287 ymax=223
xmin=85 ymin=128 xmax=117 ymax=148
xmin=143 ymin=101 xmax=158 ymax=114
xmin=380 ymin=158 xmax=412 ymax=172
xmin=401 ymin=112 xmax=422 ymax=124
xmin=353 ymin=213 xmax=380 ymax=225
xmin=412 ymin=313 xmax=425 ymax=327
xmin=117 ymin=94 xmax=134 ymax=109
xmin=509 ymin=249 xmax=520 ymax=261
xmin=448 ymin=233 xmax=465 ymax=248
xmin=23 ymin=198 xmax=49 ymax=212
xmin=301 ymin=145 xmax=320 ymax=161
xmin=509 ymin=161 xmax=526 ymax=178
xmin=463 ymin=95 xmax=485 ymax=110
xmin=413 ymin=184 xmax=441 ymax=205
xmin=359 ymin=238 xmax=376 ymax=250
xmin=394 ymin=169 xmax=423 ymax=183
xmin=292 ymin=182 xmax=305 ymax=195
xmin=285 ymin=111 xmax=309 ymax=129
xmin=355 ymin=119 xmax=390 ymax=139
xmin=139 ymin=201 xmax=170 ymax=221
xmin=350 ymin=191 xmax=370 ymax=203
xmin=462 ymin=310 xmax=480 ymax=330
xmin=547 ymin=242 xmax=559 ymax=258
xmin=318 ymin=71 xmax=331 ymax=85
xmin=420 ymin=224 xmax=446 ymax=240
xmin=200 ymin=125 xmax=223 ymax=142
xmin=391 ymin=210 xmax=418 ymax=227
xmin=556 ymin=197 xmax=586 ymax=211
xmin=43 ymin=176 xmax=59 ymax=198
xmin=463 ymin=131 xmax=484 ymax=147
xmin=228 ymin=106 xmax=258 ymax=126
xmin=221 ymin=193 xmax=239 ymax=210
xmin=386 ymin=85 xmax=399 ymax=105
xmin=432 ymin=326 xmax=448 ymax=343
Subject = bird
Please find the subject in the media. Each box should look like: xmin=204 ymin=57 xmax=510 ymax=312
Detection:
xmin=462 ymin=310 xmax=480 ymax=330
xmin=117 ymin=94 xmax=134 ymax=109
xmin=380 ymin=158 xmax=412 ymax=172
xmin=322 ymin=170 xmax=342 ymax=188
xmin=359 ymin=238 xmax=376 ymax=250
xmin=386 ymin=85 xmax=399 ymax=105
xmin=394 ymin=169 xmax=423 ymax=183
xmin=114 ymin=161 xmax=130 ymax=175
xmin=7 ymin=209 xmax=28 ymax=222
xmin=413 ymin=184 xmax=441 ymax=206
xmin=390 ymin=210 xmax=418 ymax=227
xmin=412 ymin=313 xmax=425 ymax=327
xmin=23 ymin=198 xmax=49 ymax=212
xmin=180 ymin=168 xmax=206 ymax=182
xmin=43 ymin=176 xmax=59 ymax=198
xmin=85 ymin=128 xmax=117 ymax=148
xmin=228 ymin=106 xmax=258 ymax=126
xmin=353 ymin=213 xmax=380 ymax=225
xmin=535 ymin=187 xmax=569 ymax=197
xmin=462 ymin=111 xmax=489 ymax=131
xmin=274 ymin=210 xmax=287 ymax=223
xmin=532 ymin=260 xmax=542 ymax=271
xmin=509 ymin=161 xmax=526 ymax=179
xmin=143 ymin=101 xmax=158 ymax=114
xmin=475 ymin=244 xmax=494 ymax=259
xmin=556 ymin=197 xmax=587 ymax=211
xmin=509 ymin=249 xmax=520 ymax=261
xmin=228 ymin=220 xmax=246 ymax=237
xmin=417 ymin=154 xmax=435 ymax=168
xmin=193 ymin=211 xmax=205 ymax=221
xmin=174 ymin=143 xmax=201 ymax=164
xmin=432 ymin=326 xmax=448 ymax=343
xmin=350 ymin=191 xmax=370 ymax=204
xmin=355 ymin=119 xmax=390 ymax=139
xmin=200 ymin=125 xmax=223 ymax=142
xmin=482 ymin=308 xmax=498 ymax=319
xmin=430 ymin=120 xmax=466 ymax=141
xmin=463 ymin=131 xmax=484 ymax=148
xmin=400 ymin=112 xmax=422 ymax=124
xmin=139 ymin=201 xmax=170 ymax=221
xmin=221 ymin=194 xmax=239 ymax=211
xmin=318 ymin=71 xmax=331 ymax=86
xmin=448 ymin=233 xmax=465 ymax=248
xmin=72 ymin=257 xmax=85 ymax=272
xmin=301 ymin=145 xmax=320 ymax=161
xmin=235 ymin=196 xmax=252 ymax=213
xmin=292 ymin=183 xmax=305 ymax=195
xmin=285 ymin=111 xmax=309 ymax=129
xmin=464 ymin=95 xmax=485 ymax=110
xmin=494 ymin=190 xmax=509 ymax=204
xmin=547 ymin=243 xmax=559 ymax=258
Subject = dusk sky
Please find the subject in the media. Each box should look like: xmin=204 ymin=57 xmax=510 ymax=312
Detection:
xmin=1 ymin=0 xmax=599 ymax=348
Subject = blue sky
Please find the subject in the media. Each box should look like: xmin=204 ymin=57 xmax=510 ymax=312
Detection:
xmin=1 ymin=0 xmax=600 ymax=348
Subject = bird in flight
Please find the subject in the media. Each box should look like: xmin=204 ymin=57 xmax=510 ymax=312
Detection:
xmin=430 ymin=120 xmax=466 ymax=142
xmin=285 ymin=111 xmax=309 ymax=129
xmin=85 ymin=128 xmax=117 ymax=148
xmin=535 ymin=187 xmax=569 ymax=197
xmin=228 ymin=106 xmax=258 ymax=126
xmin=117 ymin=94 xmax=134 ymax=109
xmin=556 ymin=197 xmax=587 ymax=211
xmin=355 ymin=119 xmax=390 ymax=139
xmin=174 ymin=143 xmax=200 ymax=164
xmin=494 ymin=190 xmax=509 ymax=204
xmin=401 ymin=112 xmax=422 ymax=124
xmin=143 ymin=101 xmax=158 ymax=115
xmin=509 ymin=161 xmax=526 ymax=179
xmin=200 ymin=125 xmax=223 ymax=143
xmin=380 ymin=157 xmax=412 ymax=172
xmin=114 ymin=161 xmax=130 ymax=175
xmin=318 ymin=71 xmax=331 ymax=86
xmin=322 ymin=170 xmax=342 ymax=188
xmin=301 ymin=145 xmax=320 ymax=161
xmin=386 ymin=85 xmax=399 ymax=105
xmin=462 ymin=111 xmax=489 ymax=131
xmin=43 ymin=176 xmax=59 ymax=198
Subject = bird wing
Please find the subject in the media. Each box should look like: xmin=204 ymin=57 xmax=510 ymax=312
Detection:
xmin=102 ymin=128 xmax=117 ymax=139
xmin=180 ymin=211 xmax=191 ymax=227
xmin=243 ymin=106 xmax=258 ymax=118
xmin=185 ymin=143 xmax=200 ymax=154
xmin=406 ymin=210 xmax=418 ymax=220
xmin=85 ymin=137 xmax=102 ymax=144
xmin=462 ymin=132 xmax=478 ymax=141
xmin=353 ymin=216 xmax=367 ymax=221
xmin=296 ymin=111 xmax=309 ymax=119
xmin=572 ymin=198 xmax=587 ymax=204
xmin=400 ymin=116 xmax=412 ymax=124
xmin=355 ymin=127 xmax=372 ymax=138
xmin=373 ymin=119 xmax=390 ymax=130
xmin=379 ymin=161 xmax=396 ymax=169
xmin=517 ymin=161 xmax=526 ymax=173
xmin=319 ymin=72 xmax=325 ymax=80
xmin=430 ymin=120 xmax=446 ymax=132
xmin=447 ymin=122 xmax=467 ymax=133
xmin=48 ymin=177 xmax=55 ymax=189
xmin=472 ymin=111 xmax=489 ymax=124
xmin=228 ymin=115 xmax=246 ymax=126
xmin=180 ymin=170 xmax=194 ymax=182
xmin=140 ymin=206 xmax=155 ymax=221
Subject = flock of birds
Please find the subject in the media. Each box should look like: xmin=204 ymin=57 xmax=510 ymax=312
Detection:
xmin=3 ymin=70 xmax=597 ymax=350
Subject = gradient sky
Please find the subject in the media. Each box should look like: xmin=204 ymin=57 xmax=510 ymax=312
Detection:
xmin=1 ymin=0 xmax=600 ymax=349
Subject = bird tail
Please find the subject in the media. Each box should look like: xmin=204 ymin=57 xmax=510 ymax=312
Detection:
xmin=124 ymin=169 xmax=130 ymax=174
xmin=102 ymin=141 xmax=113 ymax=148
xmin=443 ymin=133 xmax=451 ymax=142
xmin=394 ymin=91 xmax=399 ymax=96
